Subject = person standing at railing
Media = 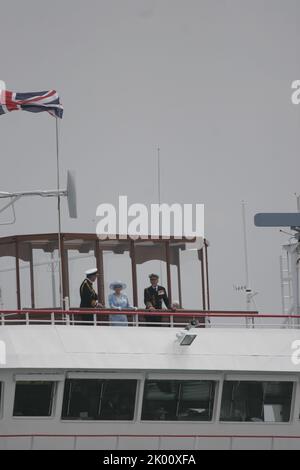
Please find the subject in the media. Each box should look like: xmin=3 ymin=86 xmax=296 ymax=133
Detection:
xmin=144 ymin=273 xmax=170 ymax=323
xmin=108 ymin=281 xmax=135 ymax=326
xmin=79 ymin=268 xmax=102 ymax=323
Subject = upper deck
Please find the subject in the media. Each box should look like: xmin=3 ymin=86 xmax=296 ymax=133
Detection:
xmin=0 ymin=231 xmax=298 ymax=374
xmin=0 ymin=309 xmax=299 ymax=373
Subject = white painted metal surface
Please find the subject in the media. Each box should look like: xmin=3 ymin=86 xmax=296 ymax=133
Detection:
xmin=0 ymin=325 xmax=300 ymax=373
xmin=1 ymin=324 xmax=300 ymax=450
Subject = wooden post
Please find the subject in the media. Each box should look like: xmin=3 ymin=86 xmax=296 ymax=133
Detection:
xmin=29 ymin=245 xmax=35 ymax=308
xmin=205 ymin=240 xmax=210 ymax=310
xmin=15 ymin=239 xmax=21 ymax=309
xmin=130 ymin=240 xmax=138 ymax=307
xmin=176 ymin=250 xmax=183 ymax=308
xmin=60 ymin=235 xmax=69 ymax=303
xmin=199 ymin=248 xmax=206 ymax=311
xmin=95 ymin=240 xmax=105 ymax=305
xmin=165 ymin=241 xmax=172 ymax=306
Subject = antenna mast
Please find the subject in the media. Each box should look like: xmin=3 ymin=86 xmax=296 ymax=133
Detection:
xmin=236 ymin=201 xmax=258 ymax=311
xmin=157 ymin=146 xmax=161 ymax=210
xmin=157 ymin=146 xmax=163 ymax=281
xmin=242 ymin=200 xmax=250 ymax=290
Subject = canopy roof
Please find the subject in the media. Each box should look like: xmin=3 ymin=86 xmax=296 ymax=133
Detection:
xmin=0 ymin=233 xmax=209 ymax=311
xmin=0 ymin=233 xmax=203 ymax=264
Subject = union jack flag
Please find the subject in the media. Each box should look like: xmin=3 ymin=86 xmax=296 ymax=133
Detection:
xmin=0 ymin=89 xmax=63 ymax=118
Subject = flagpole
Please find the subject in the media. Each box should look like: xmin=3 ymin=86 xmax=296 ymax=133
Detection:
xmin=55 ymin=117 xmax=63 ymax=309
xmin=157 ymin=146 xmax=163 ymax=282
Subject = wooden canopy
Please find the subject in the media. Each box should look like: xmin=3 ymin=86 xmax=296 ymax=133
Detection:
xmin=0 ymin=233 xmax=210 ymax=310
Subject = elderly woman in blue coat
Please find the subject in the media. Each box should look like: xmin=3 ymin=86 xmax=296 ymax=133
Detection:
xmin=108 ymin=281 xmax=135 ymax=326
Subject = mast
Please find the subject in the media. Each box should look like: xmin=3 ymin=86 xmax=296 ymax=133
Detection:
xmin=157 ymin=146 xmax=163 ymax=282
xmin=255 ymin=210 xmax=300 ymax=315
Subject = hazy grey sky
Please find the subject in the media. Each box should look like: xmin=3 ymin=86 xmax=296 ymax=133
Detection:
xmin=0 ymin=0 xmax=300 ymax=312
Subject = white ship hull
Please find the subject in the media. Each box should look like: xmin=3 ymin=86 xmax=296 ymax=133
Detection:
xmin=1 ymin=324 xmax=300 ymax=450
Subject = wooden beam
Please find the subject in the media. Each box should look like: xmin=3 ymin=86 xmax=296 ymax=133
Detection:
xmin=15 ymin=239 xmax=21 ymax=309
xmin=130 ymin=240 xmax=138 ymax=307
xmin=205 ymin=240 xmax=210 ymax=310
xmin=165 ymin=241 xmax=172 ymax=306
xmin=95 ymin=240 xmax=105 ymax=305
xmin=60 ymin=235 xmax=69 ymax=303
xmin=29 ymin=245 xmax=35 ymax=308
xmin=199 ymin=248 xmax=207 ymax=311
xmin=176 ymin=251 xmax=183 ymax=308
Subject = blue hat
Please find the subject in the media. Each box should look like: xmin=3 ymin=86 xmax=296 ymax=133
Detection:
xmin=109 ymin=281 xmax=127 ymax=290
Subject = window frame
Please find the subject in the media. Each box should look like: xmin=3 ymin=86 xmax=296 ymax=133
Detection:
xmin=218 ymin=377 xmax=296 ymax=425
xmin=12 ymin=380 xmax=58 ymax=419
xmin=61 ymin=377 xmax=139 ymax=422
xmin=140 ymin=378 xmax=218 ymax=423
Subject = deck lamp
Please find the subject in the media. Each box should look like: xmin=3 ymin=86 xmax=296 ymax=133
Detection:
xmin=176 ymin=320 xmax=198 ymax=346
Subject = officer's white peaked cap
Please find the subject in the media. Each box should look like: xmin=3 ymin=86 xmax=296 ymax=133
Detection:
xmin=85 ymin=268 xmax=98 ymax=276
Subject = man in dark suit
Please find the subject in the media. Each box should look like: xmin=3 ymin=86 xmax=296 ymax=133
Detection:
xmin=80 ymin=268 xmax=101 ymax=323
xmin=144 ymin=273 xmax=170 ymax=323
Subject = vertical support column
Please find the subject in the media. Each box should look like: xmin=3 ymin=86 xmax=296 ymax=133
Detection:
xmin=60 ymin=235 xmax=69 ymax=304
xmin=176 ymin=250 xmax=183 ymax=308
xmin=204 ymin=239 xmax=210 ymax=311
xmin=130 ymin=240 xmax=138 ymax=307
xmin=199 ymin=248 xmax=206 ymax=311
xmin=95 ymin=240 xmax=105 ymax=305
xmin=165 ymin=241 xmax=172 ymax=307
xmin=15 ymin=239 xmax=21 ymax=310
xmin=29 ymin=244 xmax=35 ymax=308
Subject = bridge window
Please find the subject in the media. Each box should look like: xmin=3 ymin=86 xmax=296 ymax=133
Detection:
xmin=141 ymin=380 xmax=216 ymax=421
xmin=61 ymin=379 xmax=137 ymax=420
xmin=220 ymin=381 xmax=293 ymax=423
xmin=13 ymin=381 xmax=55 ymax=417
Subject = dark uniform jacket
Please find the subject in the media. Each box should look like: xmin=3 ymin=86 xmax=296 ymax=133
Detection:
xmin=80 ymin=278 xmax=98 ymax=308
xmin=144 ymin=285 xmax=170 ymax=310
